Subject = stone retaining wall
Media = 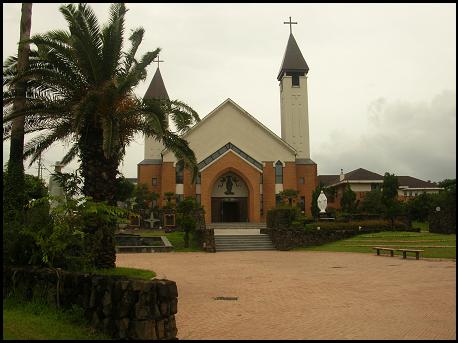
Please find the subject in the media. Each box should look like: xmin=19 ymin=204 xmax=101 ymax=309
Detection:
xmin=262 ymin=227 xmax=420 ymax=251
xmin=3 ymin=266 xmax=178 ymax=340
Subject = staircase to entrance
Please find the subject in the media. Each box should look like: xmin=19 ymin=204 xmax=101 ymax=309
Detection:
xmin=210 ymin=222 xmax=275 ymax=252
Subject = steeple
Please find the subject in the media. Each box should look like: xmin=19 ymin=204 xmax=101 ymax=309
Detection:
xmin=144 ymin=67 xmax=169 ymax=100
xmin=278 ymin=21 xmax=311 ymax=160
xmin=143 ymin=65 xmax=169 ymax=161
xmin=277 ymin=33 xmax=309 ymax=81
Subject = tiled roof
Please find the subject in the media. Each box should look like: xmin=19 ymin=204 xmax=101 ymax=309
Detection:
xmin=144 ymin=68 xmax=169 ymax=100
xmin=277 ymin=33 xmax=309 ymax=80
xmin=318 ymin=175 xmax=339 ymax=186
xmin=344 ymin=168 xmax=383 ymax=181
xmin=397 ymin=176 xmax=439 ymax=189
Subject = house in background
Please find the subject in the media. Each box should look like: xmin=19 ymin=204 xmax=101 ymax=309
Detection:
xmin=396 ymin=176 xmax=443 ymax=200
xmin=318 ymin=168 xmax=442 ymax=210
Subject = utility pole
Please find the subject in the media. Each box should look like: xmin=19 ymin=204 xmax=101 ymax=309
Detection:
xmin=37 ymin=153 xmax=42 ymax=181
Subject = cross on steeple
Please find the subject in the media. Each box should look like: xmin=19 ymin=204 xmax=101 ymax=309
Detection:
xmin=283 ymin=16 xmax=297 ymax=34
xmin=153 ymin=54 xmax=164 ymax=69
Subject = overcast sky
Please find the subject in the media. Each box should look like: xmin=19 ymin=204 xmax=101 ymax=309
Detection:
xmin=3 ymin=3 xmax=456 ymax=183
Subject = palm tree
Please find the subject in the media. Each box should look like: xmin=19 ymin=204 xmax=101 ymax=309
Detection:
xmin=3 ymin=3 xmax=200 ymax=268
xmin=4 ymin=3 xmax=33 ymax=218
xmin=3 ymin=3 xmax=199 ymax=201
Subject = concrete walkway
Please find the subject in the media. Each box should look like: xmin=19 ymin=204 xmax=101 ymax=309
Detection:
xmin=116 ymin=251 xmax=456 ymax=340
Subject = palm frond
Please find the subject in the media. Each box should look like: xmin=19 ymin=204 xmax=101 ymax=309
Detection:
xmin=121 ymin=27 xmax=144 ymax=75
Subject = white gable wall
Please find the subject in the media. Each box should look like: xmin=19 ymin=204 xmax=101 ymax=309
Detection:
xmin=163 ymin=100 xmax=296 ymax=164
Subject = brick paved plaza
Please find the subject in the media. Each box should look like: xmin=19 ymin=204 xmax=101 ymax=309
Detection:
xmin=116 ymin=251 xmax=456 ymax=340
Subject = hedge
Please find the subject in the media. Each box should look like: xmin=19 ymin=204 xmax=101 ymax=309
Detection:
xmin=266 ymin=207 xmax=299 ymax=229
xmin=305 ymin=220 xmax=412 ymax=232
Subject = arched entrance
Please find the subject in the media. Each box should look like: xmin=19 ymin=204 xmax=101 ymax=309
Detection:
xmin=211 ymin=172 xmax=249 ymax=222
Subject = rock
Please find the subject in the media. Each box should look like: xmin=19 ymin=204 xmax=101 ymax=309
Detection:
xmin=156 ymin=319 xmax=165 ymax=339
xmin=130 ymin=320 xmax=157 ymax=340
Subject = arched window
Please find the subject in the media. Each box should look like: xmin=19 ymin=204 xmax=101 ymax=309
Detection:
xmin=176 ymin=160 xmax=184 ymax=184
xmin=275 ymin=161 xmax=283 ymax=184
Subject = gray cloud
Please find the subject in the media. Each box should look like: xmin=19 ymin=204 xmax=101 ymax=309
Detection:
xmin=315 ymin=90 xmax=456 ymax=182
xmin=2 ymin=4 xmax=456 ymax=184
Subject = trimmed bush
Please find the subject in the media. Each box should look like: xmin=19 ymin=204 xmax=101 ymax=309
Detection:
xmin=429 ymin=210 xmax=456 ymax=234
xmin=305 ymin=220 xmax=411 ymax=231
xmin=267 ymin=207 xmax=299 ymax=229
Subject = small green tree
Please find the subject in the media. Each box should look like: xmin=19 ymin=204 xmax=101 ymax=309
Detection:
xmin=115 ymin=177 xmax=135 ymax=203
xmin=406 ymin=192 xmax=434 ymax=222
xmin=278 ymin=189 xmax=299 ymax=207
xmin=340 ymin=184 xmax=356 ymax=213
xmin=164 ymin=191 xmax=175 ymax=207
xmin=382 ymin=172 xmax=401 ymax=228
xmin=132 ymin=184 xmax=152 ymax=212
xmin=176 ymin=197 xmax=200 ymax=248
xmin=359 ymin=189 xmax=384 ymax=214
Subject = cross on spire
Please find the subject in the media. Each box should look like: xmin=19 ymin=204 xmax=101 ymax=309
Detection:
xmin=283 ymin=16 xmax=297 ymax=34
xmin=153 ymin=54 xmax=164 ymax=69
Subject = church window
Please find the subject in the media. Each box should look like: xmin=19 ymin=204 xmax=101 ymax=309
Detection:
xmin=260 ymin=194 xmax=264 ymax=216
xmin=299 ymin=177 xmax=304 ymax=184
xmin=292 ymin=73 xmax=300 ymax=87
xmin=152 ymin=177 xmax=158 ymax=186
xmin=176 ymin=194 xmax=184 ymax=203
xmin=275 ymin=194 xmax=282 ymax=207
xmin=275 ymin=161 xmax=283 ymax=184
xmin=195 ymin=194 xmax=201 ymax=205
xmin=260 ymin=174 xmax=263 ymax=184
xmin=404 ymin=191 xmax=407 ymax=196
xmin=176 ymin=160 xmax=184 ymax=184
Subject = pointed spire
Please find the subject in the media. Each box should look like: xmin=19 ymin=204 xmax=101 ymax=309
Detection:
xmin=144 ymin=67 xmax=169 ymax=100
xmin=277 ymin=33 xmax=309 ymax=81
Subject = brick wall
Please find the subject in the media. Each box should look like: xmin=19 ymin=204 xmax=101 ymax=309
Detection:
xmin=161 ymin=162 xmax=176 ymax=206
xmin=296 ymin=163 xmax=317 ymax=217
xmin=262 ymin=162 xmax=275 ymax=222
xmin=201 ymin=151 xmax=261 ymax=224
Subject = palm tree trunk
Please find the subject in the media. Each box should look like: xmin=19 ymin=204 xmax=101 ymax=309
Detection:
xmin=5 ymin=3 xmax=32 ymax=217
xmin=78 ymin=127 xmax=119 ymax=204
xmin=78 ymin=126 xmax=119 ymax=268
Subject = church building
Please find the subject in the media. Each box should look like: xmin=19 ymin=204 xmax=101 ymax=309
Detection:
xmin=138 ymin=28 xmax=318 ymax=225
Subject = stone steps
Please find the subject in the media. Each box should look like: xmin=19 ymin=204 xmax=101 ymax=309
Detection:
xmin=215 ymin=234 xmax=275 ymax=252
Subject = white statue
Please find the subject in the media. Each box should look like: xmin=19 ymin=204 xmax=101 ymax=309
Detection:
xmin=317 ymin=190 xmax=327 ymax=214
xmin=48 ymin=161 xmax=66 ymax=209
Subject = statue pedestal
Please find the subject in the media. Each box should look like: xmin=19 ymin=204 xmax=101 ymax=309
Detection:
xmin=318 ymin=213 xmax=335 ymax=222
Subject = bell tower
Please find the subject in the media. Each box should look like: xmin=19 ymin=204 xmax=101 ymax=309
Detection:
xmin=278 ymin=17 xmax=310 ymax=160
xmin=144 ymin=56 xmax=169 ymax=160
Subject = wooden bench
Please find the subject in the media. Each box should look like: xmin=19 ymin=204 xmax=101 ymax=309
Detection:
xmin=373 ymin=247 xmax=396 ymax=257
xmin=397 ymin=248 xmax=424 ymax=260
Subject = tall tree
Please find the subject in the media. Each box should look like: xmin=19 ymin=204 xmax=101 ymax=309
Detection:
xmin=4 ymin=3 xmax=33 ymax=219
xmin=340 ymin=183 xmax=356 ymax=213
xmin=3 ymin=3 xmax=199 ymax=204
xmin=382 ymin=172 xmax=401 ymax=228
xmin=3 ymin=3 xmax=200 ymax=268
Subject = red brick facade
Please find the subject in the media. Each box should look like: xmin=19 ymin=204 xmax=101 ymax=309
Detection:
xmin=138 ymin=152 xmax=317 ymax=223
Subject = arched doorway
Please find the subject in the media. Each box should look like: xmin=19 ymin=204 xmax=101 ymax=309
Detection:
xmin=211 ymin=172 xmax=249 ymax=222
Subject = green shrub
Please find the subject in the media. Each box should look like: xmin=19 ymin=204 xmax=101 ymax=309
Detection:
xmin=306 ymin=220 xmax=412 ymax=231
xmin=267 ymin=207 xmax=300 ymax=228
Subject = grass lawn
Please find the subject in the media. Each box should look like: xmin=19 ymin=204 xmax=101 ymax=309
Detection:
xmin=412 ymin=221 xmax=430 ymax=232
xmin=296 ymin=230 xmax=456 ymax=259
xmin=119 ymin=229 xmax=203 ymax=252
xmin=3 ymin=297 xmax=110 ymax=340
